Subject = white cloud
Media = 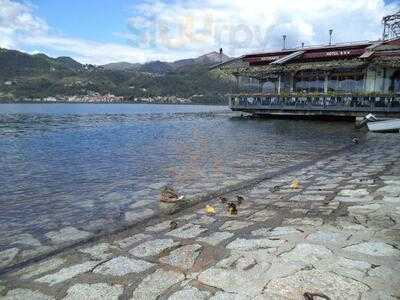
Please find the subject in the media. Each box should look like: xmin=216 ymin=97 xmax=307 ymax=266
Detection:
xmin=0 ymin=0 xmax=398 ymax=64
xmin=126 ymin=0 xmax=399 ymax=56
xmin=0 ymin=0 xmax=197 ymax=64
xmin=0 ymin=0 xmax=47 ymax=48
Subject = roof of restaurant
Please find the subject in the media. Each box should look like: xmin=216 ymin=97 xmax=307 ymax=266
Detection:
xmin=211 ymin=38 xmax=400 ymax=70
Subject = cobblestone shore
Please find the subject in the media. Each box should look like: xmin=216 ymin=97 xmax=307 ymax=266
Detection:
xmin=1 ymin=134 xmax=399 ymax=299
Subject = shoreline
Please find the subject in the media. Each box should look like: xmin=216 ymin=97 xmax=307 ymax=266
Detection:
xmin=0 ymin=135 xmax=400 ymax=300
xmin=0 ymin=102 xmax=228 ymax=106
xmin=0 ymin=140 xmax=355 ymax=276
xmin=1 ymin=133 xmax=399 ymax=299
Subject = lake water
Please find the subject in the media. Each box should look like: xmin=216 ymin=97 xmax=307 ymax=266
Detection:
xmin=0 ymin=103 xmax=358 ymax=259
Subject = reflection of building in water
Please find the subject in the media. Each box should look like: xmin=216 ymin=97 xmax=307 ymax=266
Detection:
xmin=212 ymin=14 xmax=400 ymax=118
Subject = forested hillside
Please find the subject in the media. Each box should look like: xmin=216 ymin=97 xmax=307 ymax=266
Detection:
xmin=0 ymin=48 xmax=235 ymax=104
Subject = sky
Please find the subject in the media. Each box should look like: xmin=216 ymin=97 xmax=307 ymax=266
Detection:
xmin=0 ymin=0 xmax=399 ymax=65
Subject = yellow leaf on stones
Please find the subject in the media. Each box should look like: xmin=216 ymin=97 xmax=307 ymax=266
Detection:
xmin=205 ymin=205 xmax=216 ymax=215
xmin=290 ymin=179 xmax=300 ymax=189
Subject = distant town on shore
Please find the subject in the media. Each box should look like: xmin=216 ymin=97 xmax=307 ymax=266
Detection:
xmin=0 ymin=48 xmax=234 ymax=104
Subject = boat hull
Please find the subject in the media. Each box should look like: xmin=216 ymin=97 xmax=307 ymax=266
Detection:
xmin=367 ymin=119 xmax=400 ymax=132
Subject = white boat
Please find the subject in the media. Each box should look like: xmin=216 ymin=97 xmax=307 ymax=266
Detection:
xmin=367 ymin=119 xmax=400 ymax=132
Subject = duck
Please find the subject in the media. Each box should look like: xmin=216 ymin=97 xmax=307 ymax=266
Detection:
xmin=169 ymin=221 xmax=178 ymax=230
xmin=227 ymin=202 xmax=237 ymax=215
xmin=290 ymin=179 xmax=300 ymax=189
xmin=272 ymin=185 xmax=281 ymax=192
xmin=160 ymin=185 xmax=179 ymax=203
xmin=205 ymin=204 xmax=216 ymax=215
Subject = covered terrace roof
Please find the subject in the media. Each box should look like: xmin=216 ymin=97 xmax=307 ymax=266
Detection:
xmin=210 ymin=38 xmax=400 ymax=74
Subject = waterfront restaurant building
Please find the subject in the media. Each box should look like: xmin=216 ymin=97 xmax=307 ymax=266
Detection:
xmin=213 ymin=39 xmax=400 ymax=118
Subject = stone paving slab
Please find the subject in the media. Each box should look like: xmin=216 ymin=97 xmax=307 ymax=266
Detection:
xmin=1 ymin=134 xmax=400 ymax=299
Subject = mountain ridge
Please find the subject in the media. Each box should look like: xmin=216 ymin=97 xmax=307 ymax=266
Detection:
xmin=0 ymin=48 xmax=235 ymax=103
xmin=102 ymin=51 xmax=231 ymax=72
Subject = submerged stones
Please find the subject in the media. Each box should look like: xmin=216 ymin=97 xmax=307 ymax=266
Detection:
xmin=146 ymin=220 xmax=173 ymax=232
xmin=375 ymin=185 xmax=400 ymax=197
xmin=0 ymin=248 xmax=19 ymax=268
xmin=11 ymin=233 xmax=42 ymax=247
xmin=0 ymin=281 xmax=5 ymax=295
xmin=45 ymin=227 xmax=91 ymax=244
xmin=19 ymin=258 xmax=65 ymax=280
xmin=124 ymin=208 xmax=154 ymax=223
xmin=338 ymin=189 xmax=370 ymax=197
xmin=36 ymin=261 xmax=98 ymax=286
xmin=116 ymin=233 xmax=150 ymax=249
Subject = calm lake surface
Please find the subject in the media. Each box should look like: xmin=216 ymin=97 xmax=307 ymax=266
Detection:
xmin=0 ymin=103 xmax=359 ymax=251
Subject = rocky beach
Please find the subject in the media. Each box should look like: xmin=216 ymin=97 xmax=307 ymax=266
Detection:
xmin=1 ymin=133 xmax=399 ymax=299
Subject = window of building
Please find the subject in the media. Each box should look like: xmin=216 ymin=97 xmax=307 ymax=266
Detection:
xmin=261 ymin=80 xmax=276 ymax=93
xmin=328 ymin=70 xmax=364 ymax=93
xmin=294 ymin=72 xmax=324 ymax=93
xmin=390 ymin=71 xmax=400 ymax=93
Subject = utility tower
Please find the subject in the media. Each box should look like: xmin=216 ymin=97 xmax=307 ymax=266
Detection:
xmin=383 ymin=10 xmax=400 ymax=40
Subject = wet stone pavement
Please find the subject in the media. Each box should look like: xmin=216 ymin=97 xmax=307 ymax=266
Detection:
xmin=1 ymin=134 xmax=400 ymax=299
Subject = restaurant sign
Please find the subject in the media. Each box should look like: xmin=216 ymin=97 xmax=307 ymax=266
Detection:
xmin=304 ymin=48 xmax=365 ymax=59
xmin=246 ymin=55 xmax=282 ymax=64
xmin=326 ymin=50 xmax=352 ymax=56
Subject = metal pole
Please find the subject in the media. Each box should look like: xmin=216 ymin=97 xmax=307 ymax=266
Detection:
xmin=277 ymin=74 xmax=282 ymax=95
xmin=324 ymin=72 xmax=329 ymax=94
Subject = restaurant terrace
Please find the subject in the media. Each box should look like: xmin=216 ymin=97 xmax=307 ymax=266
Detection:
xmin=212 ymin=23 xmax=400 ymax=118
